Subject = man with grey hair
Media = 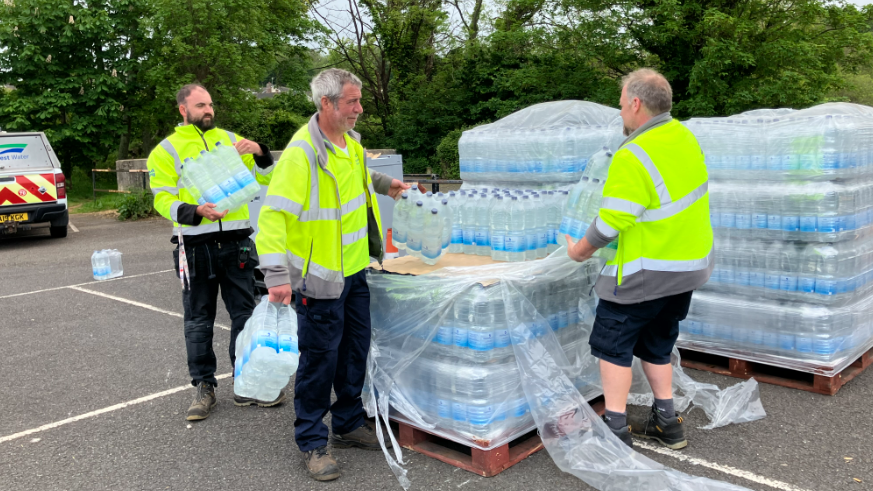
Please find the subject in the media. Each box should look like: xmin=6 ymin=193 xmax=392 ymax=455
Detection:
xmin=256 ymin=68 xmax=410 ymax=481
xmin=565 ymin=68 xmax=713 ymax=449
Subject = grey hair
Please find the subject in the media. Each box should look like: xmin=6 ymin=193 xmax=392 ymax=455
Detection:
xmin=621 ymin=69 xmax=672 ymax=115
xmin=310 ymin=69 xmax=362 ymax=112
xmin=176 ymin=83 xmax=207 ymax=105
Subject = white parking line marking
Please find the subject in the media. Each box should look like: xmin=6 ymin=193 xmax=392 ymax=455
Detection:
xmin=67 ymin=286 xmax=230 ymax=331
xmin=68 ymin=222 xmax=79 ymax=233
xmin=0 ymin=373 xmax=232 ymax=444
xmin=0 ymin=269 xmax=174 ymax=300
xmin=635 ymin=441 xmax=812 ymax=491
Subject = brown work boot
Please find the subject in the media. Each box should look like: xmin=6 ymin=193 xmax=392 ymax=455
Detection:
xmin=233 ymin=389 xmax=286 ymax=407
xmin=186 ymin=382 xmax=217 ymax=421
xmin=332 ymin=420 xmax=393 ymax=450
xmin=303 ymin=446 xmax=341 ymax=481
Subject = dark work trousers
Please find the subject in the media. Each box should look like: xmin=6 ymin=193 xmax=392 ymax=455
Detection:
xmin=173 ymin=238 xmax=257 ymax=386
xmin=293 ymin=269 xmax=371 ymax=452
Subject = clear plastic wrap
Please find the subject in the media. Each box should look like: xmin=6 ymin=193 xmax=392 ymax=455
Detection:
xmin=458 ymin=101 xmax=623 ymax=185
xmin=679 ymin=291 xmax=873 ymax=376
xmin=685 ymin=102 xmax=873 ymax=181
xmin=365 ymin=251 xmax=766 ymax=490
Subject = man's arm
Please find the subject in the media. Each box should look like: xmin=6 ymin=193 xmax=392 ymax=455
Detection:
xmin=147 ymin=147 xmax=205 ymax=226
xmin=234 ymin=136 xmax=275 ymax=185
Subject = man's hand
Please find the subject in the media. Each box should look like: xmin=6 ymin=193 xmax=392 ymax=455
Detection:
xmin=268 ymin=284 xmax=293 ymax=305
xmin=196 ymin=203 xmax=228 ymax=221
xmin=565 ymin=235 xmax=597 ymax=263
xmin=233 ymin=139 xmax=263 ymax=156
xmin=388 ymin=178 xmax=411 ymax=199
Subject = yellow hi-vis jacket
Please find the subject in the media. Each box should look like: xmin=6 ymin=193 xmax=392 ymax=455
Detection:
xmin=147 ymin=125 xmax=273 ymax=237
xmin=584 ymin=113 xmax=714 ymax=304
xmin=256 ymin=114 xmax=384 ymax=299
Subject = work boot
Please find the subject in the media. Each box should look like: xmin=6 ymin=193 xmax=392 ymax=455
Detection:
xmin=630 ymin=405 xmax=688 ymax=449
xmin=303 ymin=446 xmax=341 ymax=481
xmin=233 ymin=389 xmax=286 ymax=407
xmin=332 ymin=420 xmax=393 ymax=450
xmin=186 ymin=382 xmax=217 ymax=421
xmin=601 ymin=415 xmax=633 ymax=448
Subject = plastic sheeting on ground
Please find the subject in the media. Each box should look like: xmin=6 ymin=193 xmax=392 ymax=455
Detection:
xmin=364 ymin=249 xmax=765 ymax=490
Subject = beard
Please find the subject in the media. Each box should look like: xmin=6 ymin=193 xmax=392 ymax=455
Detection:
xmin=189 ymin=113 xmax=216 ymax=132
xmin=623 ymin=125 xmax=632 ymax=136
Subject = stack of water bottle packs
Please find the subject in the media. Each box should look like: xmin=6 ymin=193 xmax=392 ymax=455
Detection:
xmin=391 ymin=187 xmax=566 ymax=264
xmin=90 ymin=249 xmax=124 ymax=280
xmin=180 ymin=142 xmax=261 ymax=212
xmin=366 ymin=258 xmax=603 ymax=449
xmin=233 ymin=297 xmax=299 ymax=402
xmin=680 ymin=102 xmax=873 ymax=375
xmin=458 ymin=101 xmax=623 ymax=187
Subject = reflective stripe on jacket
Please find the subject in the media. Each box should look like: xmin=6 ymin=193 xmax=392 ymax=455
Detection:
xmin=146 ymin=125 xmax=273 ymax=235
xmin=584 ymin=113 xmax=714 ymax=304
xmin=256 ymin=113 xmax=384 ymax=299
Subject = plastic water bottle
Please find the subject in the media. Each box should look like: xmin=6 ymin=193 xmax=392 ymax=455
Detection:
xmin=546 ymin=191 xmax=561 ymax=254
xmin=392 ymin=193 xmax=409 ymax=250
xmin=213 ymin=142 xmax=260 ymax=201
xmin=91 ymin=250 xmax=110 ymax=280
xmin=199 ymin=150 xmax=244 ymax=210
xmin=522 ymin=195 xmax=536 ymax=261
xmin=180 ymin=158 xmax=207 ymax=206
xmin=184 ymin=157 xmax=227 ymax=207
xmin=531 ymin=193 xmax=548 ymax=258
xmin=440 ymin=199 xmax=452 ymax=253
xmin=277 ymin=303 xmax=299 ymax=371
xmin=461 ymin=194 xmax=477 ymax=255
xmin=475 ymin=194 xmax=492 ymax=256
xmin=450 ymin=191 xmax=465 ymax=253
xmin=421 ymin=208 xmax=443 ymax=265
xmin=506 ymin=196 xmax=525 ymax=262
xmin=106 ymin=249 xmax=123 ymax=278
xmin=490 ymin=195 xmax=508 ymax=261
xmin=407 ymin=201 xmax=425 ymax=259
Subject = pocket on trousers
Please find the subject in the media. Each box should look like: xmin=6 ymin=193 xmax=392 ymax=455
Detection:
xmin=589 ymin=305 xmax=628 ymax=357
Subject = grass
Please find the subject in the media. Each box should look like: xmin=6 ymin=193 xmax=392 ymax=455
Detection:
xmin=68 ymin=193 xmax=126 ymax=214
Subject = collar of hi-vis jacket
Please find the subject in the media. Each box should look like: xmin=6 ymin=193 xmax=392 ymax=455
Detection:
xmin=307 ymin=113 xmax=362 ymax=169
xmin=618 ymin=111 xmax=672 ymax=149
xmin=173 ymin=124 xmax=227 ymax=148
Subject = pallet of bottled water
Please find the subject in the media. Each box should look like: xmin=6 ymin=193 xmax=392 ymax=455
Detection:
xmin=365 ymin=257 xmax=603 ymax=450
xmin=233 ymin=297 xmax=299 ymax=402
xmin=458 ymin=100 xmax=623 ymax=185
xmin=685 ymin=103 xmax=873 ymax=181
xmin=679 ymin=291 xmax=873 ymax=376
xmin=180 ymin=142 xmax=261 ymax=213
xmin=391 ymin=187 xmax=567 ymax=264
xmin=91 ymin=249 xmax=123 ymax=280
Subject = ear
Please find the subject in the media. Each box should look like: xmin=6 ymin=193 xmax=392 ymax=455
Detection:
xmin=320 ymin=95 xmax=332 ymax=112
xmin=179 ymin=104 xmax=187 ymax=121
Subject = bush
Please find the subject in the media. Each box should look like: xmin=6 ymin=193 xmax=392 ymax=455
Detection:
xmin=117 ymin=191 xmax=157 ymax=221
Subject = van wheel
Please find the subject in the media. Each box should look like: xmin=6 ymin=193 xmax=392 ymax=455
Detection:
xmin=50 ymin=225 xmax=68 ymax=238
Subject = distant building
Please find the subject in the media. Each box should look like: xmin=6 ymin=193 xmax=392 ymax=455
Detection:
xmin=256 ymin=83 xmax=291 ymax=99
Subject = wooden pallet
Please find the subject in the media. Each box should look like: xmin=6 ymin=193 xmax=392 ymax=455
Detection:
xmin=392 ymin=396 xmax=605 ymax=477
xmin=679 ymin=347 xmax=873 ymax=395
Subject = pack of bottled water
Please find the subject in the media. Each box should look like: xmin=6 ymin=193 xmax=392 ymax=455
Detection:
xmin=458 ymin=101 xmax=623 ymax=185
xmin=179 ymin=142 xmax=261 ymax=213
xmin=233 ymin=297 xmax=299 ymax=401
xmin=556 ymin=147 xmax=618 ymax=260
xmin=678 ymin=102 xmax=873 ymax=375
xmin=91 ymin=249 xmax=123 ymax=280
xmin=392 ymin=187 xmax=568 ymax=263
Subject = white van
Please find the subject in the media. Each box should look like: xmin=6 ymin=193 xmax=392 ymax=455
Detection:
xmin=0 ymin=132 xmax=68 ymax=237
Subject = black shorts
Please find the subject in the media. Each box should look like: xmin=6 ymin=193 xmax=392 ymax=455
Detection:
xmin=588 ymin=291 xmax=693 ymax=367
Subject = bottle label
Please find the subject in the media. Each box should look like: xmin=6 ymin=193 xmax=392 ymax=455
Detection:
xmin=234 ymin=359 xmax=243 ymax=378
xmin=220 ymin=177 xmax=242 ymax=195
xmin=559 ymin=216 xmax=572 ymax=235
xmin=548 ymin=313 xmax=559 ymax=330
xmin=526 ymin=233 xmax=537 ymax=251
xmin=735 ymin=214 xmax=752 ymax=230
xmin=491 ymin=234 xmax=506 ymax=251
xmin=468 ymin=331 xmax=494 ymax=351
xmin=749 ymin=271 xmax=765 ymax=288
xmin=799 ymin=277 xmax=816 ymax=293
xmin=557 ymin=310 xmax=569 ymax=328
xmin=736 ymin=270 xmax=750 ymax=287
xmin=451 ymin=228 xmax=464 ymax=244
xmin=438 ymin=399 xmax=451 ymax=419
xmin=765 ymin=274 xmax=781 ymax=290
xmin=720 ymin=213 xmax=736 ymax=229
xmin=751 ymin=155 xmax=766 ymax=170
xmin=817 ymin=216 xmax=837 ymax=233
xmin=548 ymin=228 xmax=557 ymax=244
xmin=453 ymin=328 xmax=468 ymax=348
xmin=436 ymin=326 xmax=453 ymax=345
xmin=767 ymin=214 xmax=781 ymax=231
xmin=278 ymin=334 xmax=297 ymax=354
xmin=475 ymin=228 xmax=490 ymax=246
xmin=203 ymin=186 xmax=226 ymax=204
xmin=407 ymin=236 xmax=422 ymax=251
xmin=495 ymin=329 xmax=510 ymax=348
xmin=754 ymin=213 xmax=768 ymax=229
xmin=254 ymin=330 xmax=278 ymax=351
xmin=505 ymin=236 xmax=525 ymax=252
xmin=815 ymin=279 xmax=837 ymax=295
xmin=799 ymin=216 xmax=817 ymax=233
xmin=452 ymin=402 xmax=467 ymax=421
xmin=780 ymin=275 xmax=798 ymax=292
xmin=537 ymin=231 xmax=548 ymax=249
xmin=568 ymin=307 xmax=579 ymax=326
xmin=463 ymin=229 xmax=475 ymax=246
xmin=721 ymin=269 xmax=735 ymax=284
xmin=467 ymin=405 xmax=494 ymax=426
xmin=233 ymin=170 xmax=257 ymax=187
xmin=710 ymin=212 xmax=720 ymax=228
xmin=782 ymin=216 xmax=799 ymax=232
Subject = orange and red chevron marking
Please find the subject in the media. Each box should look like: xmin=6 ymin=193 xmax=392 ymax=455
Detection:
xmin=0 ymin=173 xmax=57 ymax=206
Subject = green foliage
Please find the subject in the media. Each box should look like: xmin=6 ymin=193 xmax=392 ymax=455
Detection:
xmin=435 ymin=128 xmax=464 ymax=179
xmin=116 ymin=191 xmax=157 ymax=220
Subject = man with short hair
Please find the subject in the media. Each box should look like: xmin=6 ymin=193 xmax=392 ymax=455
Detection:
xmin=147 ymin=84 xmax=282 ymax=421
xmin=257 ymin=69 xmax=410 ymax=481
xmin=566 ymin=68 xmax=713 ymax=449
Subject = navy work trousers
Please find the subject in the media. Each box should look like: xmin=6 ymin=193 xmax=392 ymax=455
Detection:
xmin=293 ymin=269 xmax=371 ymax=452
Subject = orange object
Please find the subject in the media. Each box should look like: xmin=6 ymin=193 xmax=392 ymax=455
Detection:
xmin=386 ymin=228 xmax=398 ymax=253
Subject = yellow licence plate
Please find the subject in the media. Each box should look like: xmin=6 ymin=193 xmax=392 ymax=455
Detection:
xmin=0 ymin=213 xmax=28 ymax=222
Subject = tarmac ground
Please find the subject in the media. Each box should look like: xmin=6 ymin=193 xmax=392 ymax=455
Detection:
xmin=1 ymin=213 xmax=870 ymax=491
